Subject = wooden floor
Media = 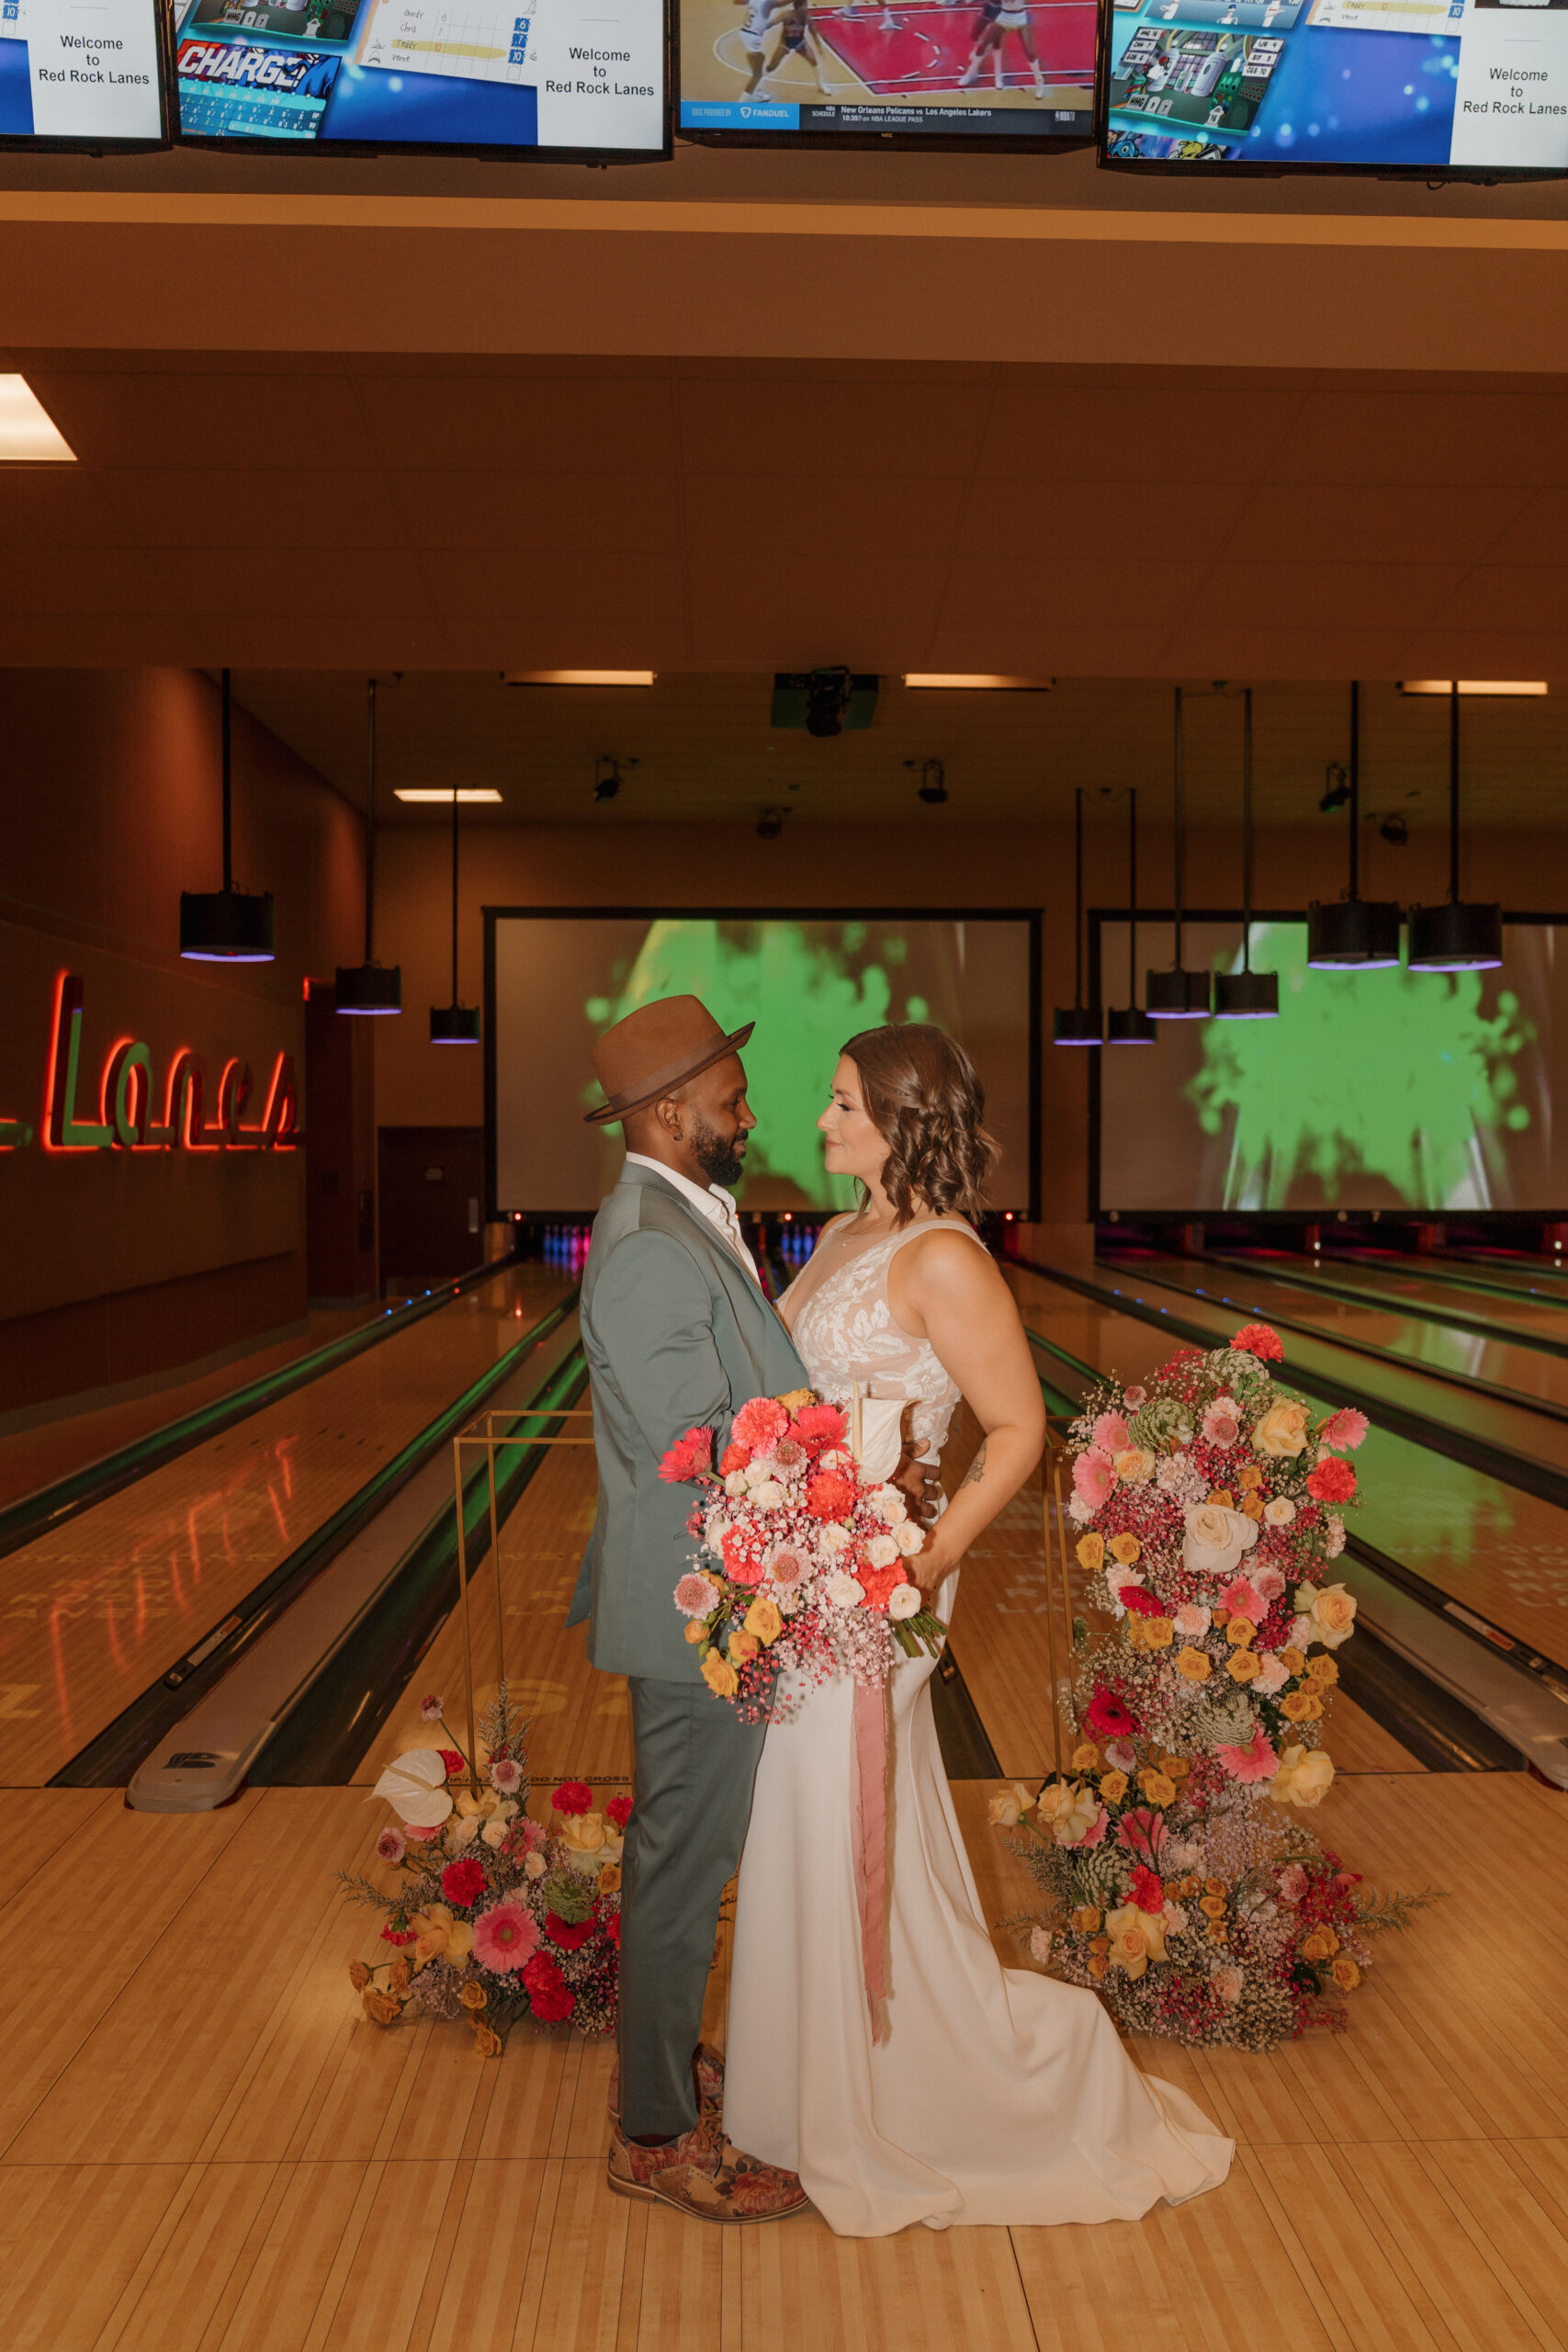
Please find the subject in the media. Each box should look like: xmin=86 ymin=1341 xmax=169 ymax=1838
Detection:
xmin=3 ymin=1770 xmax=1564 ymax=2352
xmin=0 ymin=1266 xmax=570 ymax=1788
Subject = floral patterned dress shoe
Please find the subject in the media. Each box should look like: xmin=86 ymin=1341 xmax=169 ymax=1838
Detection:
xmin=607 ymin=2123 xmax=807 ymax=2224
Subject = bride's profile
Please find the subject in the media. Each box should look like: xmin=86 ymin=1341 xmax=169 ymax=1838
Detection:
xmin=722 ymin=1022 xmax=1234 ymax=2236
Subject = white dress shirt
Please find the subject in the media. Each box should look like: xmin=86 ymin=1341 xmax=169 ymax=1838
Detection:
xmin=626 ymin=1153 xmax=762 ymax=1285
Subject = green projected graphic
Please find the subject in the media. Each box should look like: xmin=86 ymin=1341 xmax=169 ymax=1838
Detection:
xmin=1099 ymin=919 xmax=1560 ymax=1216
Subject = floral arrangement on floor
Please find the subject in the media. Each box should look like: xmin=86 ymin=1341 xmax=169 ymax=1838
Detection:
xmin=336 ymin=1681 xmax=628 ymax=2053
xmin=660 ymin=1388 xmax=943 ymax=1724
xmin=996 ymin=1323 xmax=1439 ymax=2052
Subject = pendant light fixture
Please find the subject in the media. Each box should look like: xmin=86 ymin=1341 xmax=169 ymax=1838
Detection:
xmin=430 ymin=786 xmax=480 ymax=1043
xmin=1307 ymin=682 xmax=1402 ymax=968
xmin=1407 ymin=682 xmax=1503 ymax=972
xmin=1054 ymin=787 xmax=1101 ymax=1045
xmin=1146 ymin=686 xmax=1212 ymax=1018
xmin=1215 ymin=687 xmax=1279 ymax=1018
xmin=180 ymin=669 xmax=276 ymax=961
xmin=336 ymin=677 xmax=402 ymax=1016
xmin=1107 ymin=786 xmax=1156 ymax=1044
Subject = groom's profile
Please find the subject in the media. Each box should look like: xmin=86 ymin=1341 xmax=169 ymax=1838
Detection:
xmin=569 ymin=994 xmax=811 ymax=2223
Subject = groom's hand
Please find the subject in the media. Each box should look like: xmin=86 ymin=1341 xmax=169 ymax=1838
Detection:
xmin=892 ymin=1402 xmax=943 ymax=1528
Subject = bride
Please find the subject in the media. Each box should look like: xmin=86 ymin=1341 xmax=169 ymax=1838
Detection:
xmin=723 ymin=1023 xmax=1234 ymax=2236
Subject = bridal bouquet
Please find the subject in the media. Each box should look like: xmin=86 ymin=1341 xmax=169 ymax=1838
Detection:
xmin=999 ymin=1323 xmax=1438 ymax=2052
xmin=335 ymin=1682 xmax=627 ymax=2052
xmin=660 ymin=1389 xmax=945 ymax=1724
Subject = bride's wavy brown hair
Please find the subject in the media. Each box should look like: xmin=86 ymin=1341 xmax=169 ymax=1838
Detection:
xmin=840 ymin=1023 xmax=998 ymax=1229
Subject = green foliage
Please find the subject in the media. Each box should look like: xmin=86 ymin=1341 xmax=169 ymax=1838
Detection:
xmin=540 ymin=1868 xmax=594 ymax=1924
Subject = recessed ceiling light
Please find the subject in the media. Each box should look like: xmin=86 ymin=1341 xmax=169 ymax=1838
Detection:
xmin=1399 ymin=680 xmax=1547 ymax=697
xmin=502 ymin=670 xmax=656 ymax=687
xmin=393 ymin=788 xmax=503 ymax=803
xmin=0 ymin=377 xmax=74 ymax=462
xmin=903 ymin=673 xmax=1053 ymax=691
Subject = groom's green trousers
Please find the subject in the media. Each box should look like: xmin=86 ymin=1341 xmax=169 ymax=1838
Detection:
xmin=620 ymin=1677 xmax=768 ymax=2143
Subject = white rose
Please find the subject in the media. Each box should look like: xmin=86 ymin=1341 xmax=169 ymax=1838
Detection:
xmin=894 ymin=1520 xmax=925 ymax=1556
xmin=818 ymin=1523 xmax=852 ymax=1555
xmin=724 ymin=1471 xmax=749 ymax=1498
xmin=1263 ymin=1497 xmax=1296 ymax=1527
xmin=865 ymin=1533 xmax=900 ymax=1569
xmin=826 ymin=1571 xmax=864 ymax=1609
xmin=523 ymin=1851 xmax=547 ymax=1881
xmin=743 ymin=1458 xmax=774 ymax=1488
xmin=447 ymin=1815 xmax=480 ymax=1849
xmin=480 ymin=1817 xmax=509 ymax=1849
xmin=1113 ymin=1447 xmax=1156 ymax=1483
xmin=1182 ymin=1501 xmax=1260 ymax=1580
xmin=873 ymin=1487 xmax=908 ymax=1526
xmin=751 ymin=1480 xmax=786 ymax=1510
xmin=888 ymin=1582 xmax=921 ymax=1621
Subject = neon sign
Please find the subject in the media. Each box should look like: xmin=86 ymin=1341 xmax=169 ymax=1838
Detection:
xmin=6 ymin=972 xmax=302 ymax=1157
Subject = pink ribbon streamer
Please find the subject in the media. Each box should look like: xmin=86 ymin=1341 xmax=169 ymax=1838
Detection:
xmin=852 ymin=1674 xmax=890 ymax=2034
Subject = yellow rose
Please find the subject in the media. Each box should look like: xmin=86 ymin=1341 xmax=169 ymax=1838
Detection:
xmin=459 ymin=1980 xmax=488 ymax=2010
xmin=1269 ymin=1744 xmax=1336 ymax=1809
xmin=1330 ymin=1954 xmax=1361 ymax=1992
xmin=1199 ymin=1894 xmax=1228 ymax=1920
xmin=1281 ymin=1691 xmax=1323 ymax=1724
xmin=743 ymin=1596 xmax=784 ymax=1645
xmin=1300 ymin=1925 xmax=1339 ymax=1962
xmin=363 ymin=1987 xmax=402 ymax=2027
xmin=1110 ymin=1533 xmax=1142 ymax=1566
xmin=1253 ymin=1400 xmax=1310 ymax=1458
xmin=1088 ymin=1955 xmax=1110 ymax=1982
xmin=728 ymin=1629 xmax=759 ymax=1665
xmin=1113 ymin=1447 xmax=1156 ymax=1482
xmin=1077 ymin=1533 xmax=1105 ymax=1572
xmin=1106 ymin=1903 xmax=1168 ymax=1972
xmin=472 ymin=2020 xmax=503 ymax=2057
xmin=1071 ymin=1742 xmax=1100 ymax=1772
xmin=1225 ymin=1618 xmax=1256 ymax=1648
xmin=1179 ymin=1873 xmax=1202 ymax=1899
xmin=387 ymin=1955 xmax=412 ymax=1995
xmin=1099 ymin=1770 xmax=1129 ymax=1804
xmin=1301 ymin=1582 xmax=1358 ymax=1651
xmin=1241 ymin=1496 xmax=1265 ymax=1522
xmin=987 ymin=1781 xmax=1038 ymax=1827
xmin=1307 ymin=1654 xmax=1340 ymax=1687
xmin=558 ymin=1811 xmax=607 ymax=1860
xmin=1237 ymin=1465 xmax=1263 ymax=1492
xmin=1176 ymin=1645 xmax=1212 ymax=1682
xmin=683 ymin=1620 xmax=707 ymax=1645
xmin=1070 ymin=1905 xmax=1101 ymax=1933
xmin=457 ymin=1787 xmax=503 ymax=1822
xmin=410 ymin=1904 xmax=459 ymax=1970
xmin=776 ymin=1388 xmax=816 ymax=1413
xmin=348 ymin=1960 xmax=372 ymax=1991
xmin=598 ymin=1862 xmax=622 ymax=1894
xmin=1226 ymin=1649 xmax=1260 ymax=1683
xmin=1164 ymin=1755 xmax=1191 ymax=1781
xmin=1127 ymin=1614 xmax=1174 ymax=1652
xmin=1206 ymin=1487 xmax=1235 ymax=1509
xmin=702 ymin=1650 xmax=739 ymax=1699
xmin=1280 ymin=1647 xmax=1307 ymax=1678
xmin=1139 ymin=1770 xmax=1177 ymax=1808
xmin=1204 ymin=1876 xmax=1225 ymax=1897
xmin=1206 ymin=1919 xmax=1228 ymax=1943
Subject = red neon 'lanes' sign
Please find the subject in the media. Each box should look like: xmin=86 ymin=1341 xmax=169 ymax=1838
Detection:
xmin=17 ymin=972 xmax=301 ymax=1157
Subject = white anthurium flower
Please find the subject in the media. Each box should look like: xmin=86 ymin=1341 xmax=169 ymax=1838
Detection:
xmin=888 ymin=1582 xmax=921 ymax=1620
xmin=370 ymin=1747 xmax=454 ymax=1828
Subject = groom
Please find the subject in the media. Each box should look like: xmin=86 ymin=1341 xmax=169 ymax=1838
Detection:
xmin=571 ymin=995 xmax=811 ymax=2224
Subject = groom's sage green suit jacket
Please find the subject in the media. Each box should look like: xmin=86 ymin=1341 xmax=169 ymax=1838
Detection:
xmin=571 ymin=1159 xmax=809 ymax=1686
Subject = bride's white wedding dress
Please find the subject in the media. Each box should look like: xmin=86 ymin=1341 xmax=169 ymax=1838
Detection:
xmin=723 ymin=1215 xmax=1234 ymax=2237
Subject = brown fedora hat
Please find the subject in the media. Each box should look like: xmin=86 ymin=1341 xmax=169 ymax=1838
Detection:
xmin=584 ymin=995 xmax=754 ymax=1125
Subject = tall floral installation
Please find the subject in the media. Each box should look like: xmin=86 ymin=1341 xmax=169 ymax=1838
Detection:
xmin=337 ymin=1683 xmax=627 ymax=2053
xmin=997 ymin=1323 xmax=1438 ymax=2052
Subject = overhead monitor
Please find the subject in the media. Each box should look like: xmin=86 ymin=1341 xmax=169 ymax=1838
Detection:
xmin=0 ymin=0 xmax=168 ymax=146
xmin=1094 ymin=914 xmax=1567 ymax=1216
xmin=487 ymin=908 xmax=1041 ymax=1216
xmin=1097 ymin=0 xmax=1568 ymax=176
xmin=679 ymin=0 xmax=1094 ymax=143
xmin=171 ymin=0 xmax=666 ymax=155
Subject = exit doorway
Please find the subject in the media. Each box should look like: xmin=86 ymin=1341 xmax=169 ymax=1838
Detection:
xmin=377 ymin=1125 xmax=486 ymax=1294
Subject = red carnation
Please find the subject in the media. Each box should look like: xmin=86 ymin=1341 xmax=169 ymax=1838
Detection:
xmin=1120 ymin=1585 xmax=1164 ymax=1619
xmin=719 ymin=1442 xmax=750 ymax=1476
xmin=437 ymin=1749 xmax=466 ymax=1779
xmin=1083 ymin=1684 xmax=1140 ymax=1740
xmin=605 ymin=1795 xmax=633 ymax=1830
xmin=1130 ymin=1864 xmax=1165 ymax=1916
xmin=659 ymin=1425 xmax=714 ymax=1484
xmin=1233 ymin=1323 xmax=1284 ymax=1363
xmin=721 ymin=1528 xmax=764 ymax=1588
xmin=793 ymin=1402 xmax=847 ymax=1454
xmin=605 ymin=1911 xmax=621 ymax=1949
xmin=552 ymin=1780 xmax=593 ymax=1815
xmin=805 ymin=1467 xmax=857 ymax=1521
xmin=380 ymin=1923 xmax=416 ymax=1946
xmin=1306 ymin=1456 xmax=1356 ymax=1504
xmin=855 ymin=1562 xmax=906 ymax=1611
xmin=523 ymin=1949 xmax=575 ymax=2022
xmin=441 ymin=1858 xmax=487 ymax=1908
xmin=546 ymin=1912 xmax=595 ymax=1951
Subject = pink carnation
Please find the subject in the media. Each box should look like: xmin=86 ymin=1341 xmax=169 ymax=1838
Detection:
xmin=1278 ymin=1863 xmax=1308 ymax=1904
xmin=1216 ymin=1726 xmax=1278 ymax=1785
xmin=1173 ymin=1602 xmax=1212 ymax=1639
xmin=721 ymin=1530 xmax=764 ymax=1587
xmin=719 ymin=1442 xmax=750 ymax=1476
xmin=472 ymin=1897 xmax=540 ymax=1974
xmin=1129 ymin=1861 xmax=1166 ymax=1913
xmin=1307 ymin=1456 xmax=1358 ymax=1504
xmin=1092 ymin=1411 xmax=1129 ymax=1455
xmin=1072 ymin=1449 xmax=1115 ymax=1512
xmin=732 ymin=1396 xmax=790 ymax=1454
xmin=1253 ymin=1566 xmax=1286 ymax=1604
xmin=1320 ymin=1408 xmax=1369 ymax=1453
xmin=805 ymin=1468 xmax=857 ymax=1522
xmin=419 ymin=1694 xmax=445 ymax=1724
xmin=675 ymin=1571 xmax=720 ymax=1618
xmin=1221 ymin=1576 xmax=1265 ymax=1625
xmin=1123 ymin=1386 xmax=1147 ymax=1408
xmin=1202 ymin=1402 xmax=1241 ymax=1448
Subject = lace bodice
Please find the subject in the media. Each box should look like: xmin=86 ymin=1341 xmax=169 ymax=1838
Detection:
xmin=783 ymin=1217 xmax=986 ymax=1464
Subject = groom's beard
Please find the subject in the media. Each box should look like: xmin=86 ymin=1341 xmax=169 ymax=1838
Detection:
xmin=689 ymin=1117 xmax=747 ymax=1190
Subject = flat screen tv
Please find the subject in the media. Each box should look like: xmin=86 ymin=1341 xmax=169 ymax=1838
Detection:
xmin=0 ymin=0 xmax=168 ymax=146
xmin=679 ymin=0 xmax=1093 ymax=144
xmin=172 ymin=0 xmax=666 ymax=156
xmin=487 ymin=907 xmax=1041 ymax=1216
xmin=1097 ymin=0 xmax=1568 ymax=177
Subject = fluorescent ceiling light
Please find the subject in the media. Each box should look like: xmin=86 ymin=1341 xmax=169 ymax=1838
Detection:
xmin=1399 ymin=680 xmax=1548 ymax=697
xmin=903 ymin=673 xmax=1053 ymax=691
xmin=502 ymin=670 xmax=656 ymax=687
xmin=394 ymin=788 xmax=503 ymax=803
xmin=0 ymin=376 xmax=74 ymax=462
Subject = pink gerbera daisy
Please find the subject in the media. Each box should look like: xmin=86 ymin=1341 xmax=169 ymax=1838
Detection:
xmin=1221 ymin=1575 xmax=1265 ymax=1625
xmin=1072 ymin=1449 xmax=1115 ymax=1512
xmin=1320 ymin=1408 xmax=1369 ymax=1453
xmin=472 ymin=1898 xmax=540 ymax=1974
xmin=1091 ymin=1411 xmax=1129 ymax=1456
xmin=1216 ymin=1726 xmax=1278 ymax=1784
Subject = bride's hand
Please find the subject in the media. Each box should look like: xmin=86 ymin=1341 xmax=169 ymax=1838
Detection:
xmin=908 ymin=1524 xmax=957 ymax=1596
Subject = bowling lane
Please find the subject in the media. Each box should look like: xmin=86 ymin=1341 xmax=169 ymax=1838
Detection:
xmin=1211 ymin=1250 xmax=1568 ymax=1357
xmin=0 ymin=1262 xmax=572 ymax=1787
xmin=1009 ymin=1262 xmax=1568 ymax=1674
xmin=1113 ymin=1251 xmax=1568 ymax=1428
xmin=1357 ymin=1248 xmax=1568 ymax=1305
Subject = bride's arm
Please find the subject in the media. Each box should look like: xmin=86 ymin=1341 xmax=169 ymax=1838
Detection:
xmin=890 ymin=1233 xmax=1045 ymax=1590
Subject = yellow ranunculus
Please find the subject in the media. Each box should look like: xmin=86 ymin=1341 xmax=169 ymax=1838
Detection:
xmin=1139 ymin=1770 xmax=1177 ymax=1808
xmin=1269 ymin=1744 xmax=1336 ymax=1808
xmin=702 ymin=1650 xmax=739 ymax=1699
xmin=1099 ymin=1770 xmax=1129 ymax=1804
xmin=1252 ymin=1400 xmax=1310 ymax=1458
xmin=1301 ymin=1925 xmax=1339 ymax=1962
xmin=1225 ymin=1617 xmax=1256 ymax=1648
xmin=1307 ymin=1654 xmax=1340 ymax=1687
xmin=1226 ymin=1649 xmax=1261 ymax=1683
xmin=1176 ymin=1645 xmax=1212 ymax=1683
xmin=1076 ymin=1533 xmax=1105 ymax=1572
xmin=1071 ymin=1742 xmax=1100 ymax=1772
xmin=743 ymin=1596 xmax=784 ymax=1645
xmin=1199 ymin=1894 xmax=1227 ymax=1920
xmin=1330 ymin=1954 xmax=1361 ymax=1992
xmin=1110 ymin=1533 xmax=1142 ymax=1566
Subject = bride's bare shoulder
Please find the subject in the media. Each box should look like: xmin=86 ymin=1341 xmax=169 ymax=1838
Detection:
xmin=895 ymin=1223 xmax=1005 ymax=1306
